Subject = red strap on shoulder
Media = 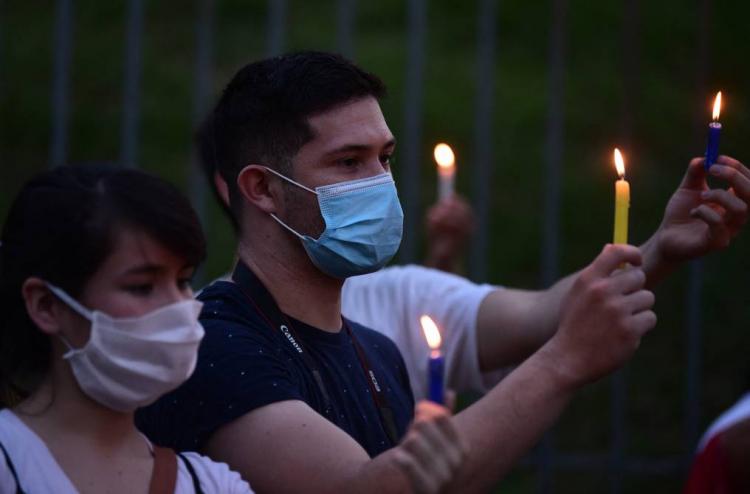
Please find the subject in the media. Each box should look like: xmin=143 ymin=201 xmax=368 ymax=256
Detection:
xmin=149 ymin=446 xmax=178 ymax=494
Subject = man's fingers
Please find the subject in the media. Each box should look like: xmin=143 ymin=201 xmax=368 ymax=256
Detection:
xmin=700 ymin=188 xmax=748 ymax=229
xmin=715 ymin=155 xmax=750 ymax=180
xmin=433 ymin=415 xmax=468 ymax=469
xmin=623 ymin=289 xmax=655 ymax=315
xmin=608 ymin=267 xmax=647 ymax=295
xmin=414 ymin=419 xmax=460 ymax=473
xmin=709 ymin=163 xmax=750 ymax=200
xmin=690 ymin=204 xmax=724 ymax=226
xmin=680 ymin=158 xmax=707 ymax=189
xmin=414 ymin=400 xmax=448 ymax=421
xmin=630 ymin=310 xmax=657 ymax=336
xmin=393 ymin=448 xmax=435 ymax=494
xmin=590 ymin=244 xmax=643 ymax=277
xmin=403 ymin=423 xmax=452 ymax=486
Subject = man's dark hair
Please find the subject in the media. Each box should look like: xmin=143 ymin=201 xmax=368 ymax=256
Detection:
xmin=196 ymin=51 xmax=387 ymax=229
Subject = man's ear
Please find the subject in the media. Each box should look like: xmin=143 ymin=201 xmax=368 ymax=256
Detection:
xmin=237 ymin=165 xmax=280 ymax=214
xmin=21 ymin=278 xmax=68 ymax=336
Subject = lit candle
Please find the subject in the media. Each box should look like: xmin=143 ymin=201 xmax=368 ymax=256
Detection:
xmin=420 ymin=315 xmax=444 ymax=405
xmin=613 ymin=148 xmax=629 ymax=245
xmin=705 ymin=91 xmax=722 ymax=170
xmin=433 ymin=143 xmax=456 ymax=201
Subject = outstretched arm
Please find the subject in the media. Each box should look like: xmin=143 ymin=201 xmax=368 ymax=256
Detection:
xmin=205 ymin=400 xmax=466 ymax=494
xmin=475 ymin=155 xmax=750 ymax=372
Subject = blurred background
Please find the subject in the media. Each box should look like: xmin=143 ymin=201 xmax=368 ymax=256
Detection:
xmin=2 ymin=0 xmax=749 ymax=492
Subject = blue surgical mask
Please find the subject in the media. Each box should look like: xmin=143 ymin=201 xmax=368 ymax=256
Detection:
xmin=266 ymin=168 xmax=404 ymax=279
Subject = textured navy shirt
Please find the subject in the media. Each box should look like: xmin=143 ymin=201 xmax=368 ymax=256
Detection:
xmin=136 ymin=263 xmax=415 ymax=458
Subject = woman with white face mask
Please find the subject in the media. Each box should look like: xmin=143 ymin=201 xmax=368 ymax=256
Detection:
xmin=0 ymin=164 xmax=253 ymax=493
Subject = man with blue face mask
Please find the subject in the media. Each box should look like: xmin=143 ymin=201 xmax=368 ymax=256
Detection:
xmin=137 ymin=51 xmax=662 ymax=493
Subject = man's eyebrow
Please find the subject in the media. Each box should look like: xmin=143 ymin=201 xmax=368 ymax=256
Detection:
xmin=118 ymin=264 xmax=164 ymax=276
xmin=323 ymin=138 xmax=397 ymax=157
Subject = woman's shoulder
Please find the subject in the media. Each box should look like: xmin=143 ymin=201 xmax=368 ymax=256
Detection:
xmin=0 ymin=409 xmax=32 ymax=444
xmin=177 ymin=451 xmax=254 ymax=494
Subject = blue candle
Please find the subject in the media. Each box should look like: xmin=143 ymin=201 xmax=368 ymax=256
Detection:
xmin=705 ymin=91 xmax=722 ymax=170
xmin=428 ymin=350 xmax=445 ymax=405
xmin=421 ymin=315 xmax=445 ymax=405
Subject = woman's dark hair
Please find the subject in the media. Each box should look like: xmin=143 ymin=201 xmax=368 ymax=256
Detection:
xmin=0 ymin=164 xmax=206 ymax=407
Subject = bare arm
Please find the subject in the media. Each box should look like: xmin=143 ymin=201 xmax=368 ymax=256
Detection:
xmin=205 ymin=400 xmax=466 ymax=494
xmin=208 ymin=245 xmax=654 ymax=493
xmin=475 ymin=273 xmax=576 ymax=371
xmin=477 ymin=156 xmax=750 ymax=373
xmin=452 ymin=244 xmax=655 ymax=491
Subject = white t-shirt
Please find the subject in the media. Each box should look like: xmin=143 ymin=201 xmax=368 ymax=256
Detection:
xmin=342 ymin=264 xmax=498 ymax=400
xmin=0 ymin=409 xmax=253 ymax=494
xmin=696 ymin=392 xmax=750 ymax=452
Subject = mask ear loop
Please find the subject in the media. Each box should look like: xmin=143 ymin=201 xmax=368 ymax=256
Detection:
xmin=263 ymin=166 xmax=321 ymax=240
xmin=263 ymin=166 xmax=318 ymax=195
xmin=45 ymin=283 xmax=94 ymax=321
xmin=45 ymin=283 xmax=94 ymax=356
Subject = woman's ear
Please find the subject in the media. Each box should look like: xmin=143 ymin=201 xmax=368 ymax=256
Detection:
xmin=21 ymin=278 xmax=67 ymax=336
xmin=236 ymin=165 xmax=280 ymax=214
xmin=213 ymin=170 xmax=230 ymax=206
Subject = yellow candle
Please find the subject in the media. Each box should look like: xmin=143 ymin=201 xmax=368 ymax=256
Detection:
xmin=613 ymin=148 xmax=629 ymax=244
xmin=434 ymin=143 xmax=456 ymax=201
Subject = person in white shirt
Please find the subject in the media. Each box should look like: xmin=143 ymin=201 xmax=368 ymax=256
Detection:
xmin=205 ymin=143 xmax=750 ymax=407
xmin=0 ymin=164 xmax=252 ymax=494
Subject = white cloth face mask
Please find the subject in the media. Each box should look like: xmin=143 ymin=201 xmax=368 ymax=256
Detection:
xmin=46 ymin=283 xmax=205 ymax=412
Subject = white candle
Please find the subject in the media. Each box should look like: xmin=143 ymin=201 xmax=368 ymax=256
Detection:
xmin=434 ymin=143 xmax=456 ymax=201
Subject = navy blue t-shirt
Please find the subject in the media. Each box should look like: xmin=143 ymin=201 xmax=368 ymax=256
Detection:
xmin=136 ymin=264 xmax=415 ymax=458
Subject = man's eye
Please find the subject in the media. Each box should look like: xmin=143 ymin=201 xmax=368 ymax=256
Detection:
xmin=339 ymin=158 xmax=360 ymax=167
xmin=380 ymin=154 xmax=393 ymax=166
xmin=124 ymin=284 xmax=153 ymax=296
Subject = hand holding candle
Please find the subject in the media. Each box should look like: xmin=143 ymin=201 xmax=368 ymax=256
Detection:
xmin=420 ymin=315 xmax=444 ymax=405
xmin=613 ymin=148 xmax=630 ymax=245
xmin=705 ymin=91 xmax=722 ymax=170
xmin=434 ymin=143 xmax=456 ymax=201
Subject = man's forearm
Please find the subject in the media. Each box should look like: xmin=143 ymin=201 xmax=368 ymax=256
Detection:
xmin=476 ymin=271 xmax=577 ymax=371
xmin=453 ymin=341 xmax=578 ymax=492
xmin=639 ymin=233 xmax=680 ymax=289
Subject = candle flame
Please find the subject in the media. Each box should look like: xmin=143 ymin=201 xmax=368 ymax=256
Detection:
xmin=712 ymin=91 xmax=722 ymax=121
xmin=433 ymin=143 xmax=455 ymax=169
xmin=614 ymin=148 xmax=625 ymax=179
xmin=420 ymin=315 xmax=442 ymax=350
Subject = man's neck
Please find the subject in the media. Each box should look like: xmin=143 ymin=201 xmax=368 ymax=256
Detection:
xmin=238 ymin=238 xmax=344 ymax=332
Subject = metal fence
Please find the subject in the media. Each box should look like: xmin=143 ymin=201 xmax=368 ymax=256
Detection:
xmin=41 ymin=0 xmax=709 ymax=491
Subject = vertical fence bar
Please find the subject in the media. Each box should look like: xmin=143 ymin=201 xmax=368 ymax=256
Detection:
xmin=684 ymin=0 xmax=712 ymax=463
xmin=540 ymin=0 xmax=567 ymax=288
xmin=266 ymin=0 xmax=286 ymax=57
xmin=189 ymin=0 xmax=215 ymax=228
xmin=538 ymin=0 xmax=568 ymax=492
xmin=399 ymin=0 xmax=427 ymax=264
xmin=468 ymin=0 xmax=497 ymax=282
xmin=49 ymin=0 xmax=73 ymax=168
xmin=610 ymin=366 xmax=626 ymax=494
xmin=0 ymin=1 xmax=4 ymax=98
xmin=119 ymin=0 xmax=144 ymax=168
xmin=336 ymin=0 xmax=356 ymax=59
xmin=609 ymin=2 xmax=640 ymax=492
xmin=188 ymin=0 xmax=215 ymax=288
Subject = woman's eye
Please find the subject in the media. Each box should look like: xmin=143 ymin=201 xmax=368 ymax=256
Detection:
xmin=124 ymin=284 xmax=153 ymax=296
